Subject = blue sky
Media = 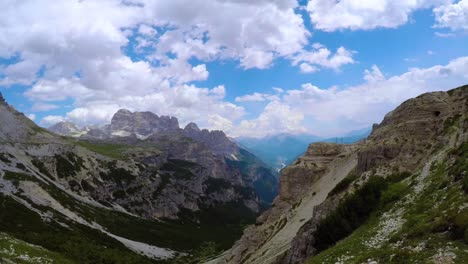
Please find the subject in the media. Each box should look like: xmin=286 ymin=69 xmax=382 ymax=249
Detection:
xmin=0 ymin=0 xmax=467 ymax=137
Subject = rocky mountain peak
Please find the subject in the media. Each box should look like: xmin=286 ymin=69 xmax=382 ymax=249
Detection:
xmin=110 ymin=109 xmax=179 ymax=136
xmin=48 ymin=121 xmax=81 ymax=136
xmin=0 ymin=91 xmax=5 ymax=104
xmin=184 ymin=122 xmax=200 ymax=132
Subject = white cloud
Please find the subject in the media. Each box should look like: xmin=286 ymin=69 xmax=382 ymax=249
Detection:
xmin=234 ymin=56 xmax=468 ymax=137
xmin=25 ymin=78 xmax=93 ymax=102
xmin=240 ymin=49 xmax=274 ymax=70
xmin=208 ymin=114 xmax=234 ymax=132
xmin=26 ymin=114 xmax=36 ymax=121
xmin=138 ymin=24 xmax=157 ymax=37
xmin=235 ymin=87 xmax=285 ymax=103
xmin=434 ymin=31 xmax=457 ymax=37
xmin=299 ymin=63 xmax=319 ymax=73
xmin=434 ymin=0 xmax=468 ymax=31
xmin=144 ymin=0 xmax=309 ymax=69
xmin=364 ymin=65 xmax=385 ymax=82
xmin=0 ymin=0 xmax=323 ymax=132
xmin=40 ymin=115 xmax=66 ymax=126
xmin=306 ymin=0 xmax=446 ymax=31
xmin=235 ymin=93 xmax=269 ymax=102
xmin=292 ymin=46 xmax=355 ymax=71
xmin=31 ymin=103 xmax=59 ymax=112
xmin=42 ymin=83 xmax=246 ymax=130
xmin=231 ymin=101 xmax=306 ymax=137
xmin=285 ymin=56 xmax=468 ymax=134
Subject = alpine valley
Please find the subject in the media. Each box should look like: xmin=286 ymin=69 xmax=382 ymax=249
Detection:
xmin=1 ymin=85 xmax=467 ymax=264
xmin=0 ymin=92 xmax=277 ymax=263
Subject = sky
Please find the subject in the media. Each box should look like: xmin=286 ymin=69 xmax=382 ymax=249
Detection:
xmin=0 ymin=0 xmax=467 ymax=138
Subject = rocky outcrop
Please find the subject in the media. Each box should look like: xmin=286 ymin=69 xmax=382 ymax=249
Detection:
xmin=279 ymin=143 xmax=345 ymax=201
xmin=110 ymin=109 xmax=179 ymax=136
xmin=183 ymin=126 xmax=238 ymax=156
xmin=0 ymin=92 xmax=54 ymax=143
xmin=358 ymin=86 xmax=467 ymax=174
xmin=48 ymin=121 xmax=84 ymax=136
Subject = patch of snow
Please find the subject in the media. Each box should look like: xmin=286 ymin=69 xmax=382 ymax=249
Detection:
xmin=136 ymin=133 xmax=152 ymax=140
xmin=111 ymin=130 xmax=132 ymax=137
xmin=105 ymin=231 xmax=175 ymax=259
xmin=230 ymin=154 xmax=239 ymax=161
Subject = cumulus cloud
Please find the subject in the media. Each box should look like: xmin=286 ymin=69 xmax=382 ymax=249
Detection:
xmin=31 ymin=103 xmax=59 ymax=112
xmin=231 ymin=101 xmax=306 ymax=138
xmin=235 ymin=93 xmax=270 ymax=103
xmin=1 ymin=0 xmax=466 ymax=138
xmin=26 ymin=114 xmax=36 ymax=121
xmin=299 ymin=63 xmax=319 ymax=73
xmin=434 ymin=0 xmax=468 ymax=31
xmin=306 ymin=0 xmax=446 ymax=31
xmin=292 ymin=46 xmax=355 ymax=72
xmin=234 ymin=56 xmax=468 ymax=137
xmin=40 ymin=115 xmax=66 ymax=126
xmin=234 ymin=88 xmax=284 ymax=103
xmin=0 ymin=0 xmax=330 ymax=132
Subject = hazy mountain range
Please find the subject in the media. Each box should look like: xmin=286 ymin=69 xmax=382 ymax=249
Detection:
xmin=236 ymin=128 xmax=371 ymax=172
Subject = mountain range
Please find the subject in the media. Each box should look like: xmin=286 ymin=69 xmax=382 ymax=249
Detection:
xmin=0 ymin=85 xmax=467 ymax=264
xmin=236 ymin=128 xmax=370 ymax=172
xmin=0 ymin=94 xmax=277 ymax=263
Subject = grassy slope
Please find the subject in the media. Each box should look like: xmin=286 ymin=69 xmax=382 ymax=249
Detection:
xmin=308 ymin=143 xmax=468 ymax=264
xmin=0 ymin=233 xmax=74 ymax=264
xmin=1 ymin=167 xmax=253 ymax=264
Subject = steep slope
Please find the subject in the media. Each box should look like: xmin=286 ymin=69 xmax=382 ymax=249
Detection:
xmin=66 ymin=109 xmax=277 ymax=205
xmin=211 ymin=85 xmax=468 ymax=264
xmin=0 ymin=94 xmax=275 ymax=263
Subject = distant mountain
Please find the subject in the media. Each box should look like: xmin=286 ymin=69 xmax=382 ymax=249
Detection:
xmin=236 ymin=129 xmax=370 ymax=172
xmin=236 ymin=134 xmax=321 ymax=173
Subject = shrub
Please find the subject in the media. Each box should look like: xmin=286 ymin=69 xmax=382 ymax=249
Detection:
xmin=328 ymin=173 xmax=359 ymax=197
xmin=32 ymin=158 xmax=55 ymax=180
xmin=314 ymin=176 xmax=387 ymax=251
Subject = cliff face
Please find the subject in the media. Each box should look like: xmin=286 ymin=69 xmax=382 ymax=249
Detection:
xmin=279 ymin=143 xmax=346 ymax=201
xmin=47 ymin=108 xmax=278 ymax=208
xmin=357 ymin=90 xmax=465 ymax=174
xmin=211 ymin=85 xmax=468 ymax=264
xmin=110 ymin=109 xmax=180 ymax=135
